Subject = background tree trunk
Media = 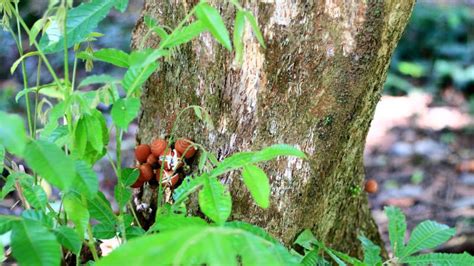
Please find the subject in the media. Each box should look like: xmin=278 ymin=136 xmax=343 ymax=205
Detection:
xmin=131 ymin=0 xmax=414 ymax=256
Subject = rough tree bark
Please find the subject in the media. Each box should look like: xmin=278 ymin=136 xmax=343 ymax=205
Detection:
xmin=131 ymin=0 xmax=414 ymax=256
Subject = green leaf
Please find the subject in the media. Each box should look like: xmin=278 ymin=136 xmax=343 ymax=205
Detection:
xmin=15 ymin=81 xmax=66 ymax=102
xmin=198 ymin=176 xmax=232 ymax=225
xmin=253 ymin=144 xmax=307 ymax=162
xmin=400 ymin=221 xmax=456 ymax=258
xmin=294 ymin=229 xmax=317 ymax=250
xmin=93 ymin=223 xmax=116 ymax=239
xmin=44 ymin=125 xmax=69 ymax=145
xmin=242 ymin=165 xmax=270 ymax=208
xmin=193 ymin=106 xmax=202 ymax=120
xmin=198 ymin=151 xmax=208 ymax=172
xmin=325 ymin=249 xmax=347 ymax=266
xmin=385 ymin=206 xmax=407 ymax=257
xmin=29 ymin=18 xmax=47 ymax=45
xmin=0 ymin=173 xmax=16 ymax=200
xmin=54 ymin=226 xmax=82 ymax=254
xmin=122 ymin=62 xmax=158 ymax=96
xmin=125 ymin=226 xmax=145 ymax=240
xmin=114 ymin=185 xmax=132 ymax=210
xmin=97 ymin=226 xmax=298 ymax=266
xmin=39 ymin=0 xmax=115 ymax=53
xmin=172 ymin=175 xmax=206 ymax=204
xmin=93 ymin=48 xmax=129 ymax=68
xmin=233 ymin=10 xmax=245 ymax=64
xmin=401 ymin=252 xmax=474 ymax=266
xmin=10 ymin=51 xmax=40 ymax=74
xmin=121 ymin=168 xmax=139 ymax=187
xmin=0 ymin=215 xmax=19 ymax=234
xmin=0 ymin=112 xmax=28 ymax=156
xmin=149 ymin=215 xmax=207 ymax=233
xmin=21 ymin=209 xmax=54 ymax=229
xmin=64 ymin=194 xmax=89 ymax=239
xmin=358 ymin=235 xmax=382 ymax=265
xmin=244 ymin=11 xmax=266 ymax=48
xmin=88 ymin=192 xmax=116 ymax=226
xmin=301 ymin=249 xmax=323 ymax=266
xmin=114 ymin=0 xmax=129 ymax=12
xmin=73 ymin=160 xmax=99 ymax=199
xmin=0 ymin=145 xmax=4 ymax=173
xmin=79 ymin=74 xmax=119 ymax=88
xmin=24 ymin=140 xmax=75 ymax=190
xmin=225 ymin=221 xmax=279 ymax=244
xmin=11 ymin=220 xmax=61 ymax=266
xmin=195 ymin=3 xmax=232 ymax=50
xmin=164 ymin=21 xmax=206 ymax=49
xmin=23 ymin=185 xmax=48 ymax=210
xmin=111 ymin=98 xmax=141 ymax=129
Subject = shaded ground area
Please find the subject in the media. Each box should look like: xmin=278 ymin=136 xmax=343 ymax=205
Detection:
xmin=365 ymin=90 xmax=474 ymax=253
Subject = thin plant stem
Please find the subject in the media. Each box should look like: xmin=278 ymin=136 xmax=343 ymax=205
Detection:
xmin=86 ymin=224 xmax=100 ymax=261
xmin=128 ymin=202 xmax=142 ymax=228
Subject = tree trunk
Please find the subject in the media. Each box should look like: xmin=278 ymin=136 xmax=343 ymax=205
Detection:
xmin=131 ymin=0 xmax=414 ymax=256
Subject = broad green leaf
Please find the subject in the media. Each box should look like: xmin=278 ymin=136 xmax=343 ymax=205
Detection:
xmin=122 ymin=62 xmax=158 ymax=96
xmin=325 ymin=249 xmax=347 ymax=266
xmin=79 ymin=74 xmax=119 ymax=88
xmin=195 ymin=3 xmax=232 ymax=50
xmin=39 ymin=0 xmax=115 ymax=53
xmin=0 ymin=215 xmax=20 ymax=234
xmin=172 ymin=175 xmax=206 ymax=204
xmin=73 ymin=160 xmax=99 ymax=199
xmin=23 ymin=185 xmax=47 ymax=210
xmin=164 ymin=21 xmax=206 ymax=49
xmin=0 ymin=145 xmax=4 ymax=173
xmin=0 ymin=174 xmax=16 ymax=200
xmin=244 ymin=11 xmax=266 ymax=48
xmin=400 ymin=220 xmax=456 ymax=258
xmin=93 ymin=48 xmax=129 ymax=68
xmin=125 ymin=226 xmax=145 ymax=240
xmin=74 ymin=112 xmax=108 ymax=162
xmin=242 ymin=164 xmax=270 ymax=208
xmin=198 ymin=151 xmax=208 ymax=171
xmin=301 ymin=249 xmax=323 ymax=266
xmin=253 ymin=144 xmax=307 ymax=162
xmin=24 ymin=140 xmax=75 ymax=190
xmin=111 ymin=98 xmax=140 ymax=129
xmin=385 ymin=206 xmax=407 ymax=257
xmin=64 ymin=194 xmax=89 ymax=238
xmin=294 ymin=229 xmax=317 ymax=250
xmin=120 ymin=168 xmax=139 ymax=187
xmin=328 ymin=249 xmax=364 ymax=266
xmin=233 ymin=10 xmax=245 ymax=64
xmin=97 ymin=226 xmax=298 ymax=266
xmin=198 ymin=177 xmax=232 ymax=225
xmin=114 ymin=185 xmax=132 ymax=210
xmin=114 ymin=0 xmax=129 ymax=12
xmin=0 ymin=112 xmax=27 ymax=156
xmin=15 ymin=81 xmax=66 ymax=102
xmin=54 ymin=226 xmax=82 ymax=254
xmin=400 ymin=252 xmax=474 ymax=265
xmin=44 ymin=125 xmax=69 ymax=145
xmin=225 ymin=221 xmax=279 ymax=244
xmin=21 ymin=209 xmax=54 ymax=229
xmin=11 ymin=220 xmax=61 ymax=266
xmin=10 ymin=51 xmax=40 ymax=74
xmin=93 ymin=223 xmax=116 ymax=239
xmin=358 ymin=235 xmax=382 ymax=266
xmin=149 ymin=215 xmax=207 ymax=233
xmin=88 ymin=192 xmax=116 ymax=226
xmin=84 ymin=113 xmax=104 ymax=152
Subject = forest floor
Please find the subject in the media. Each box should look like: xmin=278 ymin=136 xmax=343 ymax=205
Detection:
xmin=365 ymin=88 xmax=474 ymax=253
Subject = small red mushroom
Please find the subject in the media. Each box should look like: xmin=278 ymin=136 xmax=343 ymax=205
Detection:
xmin=151 ymin=139 xmax=167 ymax=157
xmin=139 ymin=164 xmax=153 ymax=182
xmin=174 ymin=138 xmax=196 ymax=159
xmin=135 ymin=144 xmax=151 ymax=163
xmin=364 ymin=179 xmax=378 ymax=194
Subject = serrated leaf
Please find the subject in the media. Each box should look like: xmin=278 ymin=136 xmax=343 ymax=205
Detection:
xmin=11 ymin=220 xmax=61 ymax=266
xmin=39 ymin=0 xmax=115 ymax=53
xmin=233 ymin=10 xmax=245 ymax=64
xmin=64 ymin=194 xmax=89 ymax=239
xmin=21 ymin=209 xmax=54 ymax=229
xmin=97 ymin=226 xmax=298 ymax=266
xmin=164 ymin=21 xmax=206 ymax=49
xmin=121 ymin=168 xmax=139 ymax=187
xmin=114 ymin=185 xmax=132 ymax=209
xmin=73 ymin=160 xmax=99 ymax=199
xmin=358 ymin=235 xmax=382 ymax=265
xmin=385 ymin=206 xmax=407 ymax=257
xmin=24 ymin=140 xmax=75 ymax=190
xmin=88 ymin=192 xmax=116 ymax=226
xmin=172 ymin=175 xmax=206 ymax=204
xmin=54 ymin=226 xmax=82 ymax=254
xmin=23 ymin=185 xmax=47 ymax=210
xmin=195 ymin=3 xmax=232 ymax=50
xmin=400 ymin=220 xmax=456 ymax=258
xmin=93 ymin=48 xmax=129 ymax=68
xmin=44 ymin=125 xmax=69 ymax=145
xmin=325 ymin=249 xmax=347 ymax=266
xmin=0 ymin=215 xmax=19 ymax=234
xmin=242 ymin=164 xmax=270 ymax=208
xmin=0 ymin=112 xmax=28 ymax=156
xmin=198 ymin=176 xmax=231 ymax=225
xmin=122 ymin=62 xmax=158 ymax=96
xmin=0 ymin=173 xmax=16 ymax=200
xmin=301 ymin=249 xmax=323 ymax=266
xmin=149 ymin=215 xmax=207 ymax=233
xmin=244 ymin=11 xmax=266 ymax=48
xmin=111 ymin=98 xmax=140 ymax=129
xmin=79 ymin=74 xmax=119 ymax=88
xmin=401 ymin=252 xmax=474 ymax=265
xmin=93 ymin=223 xmax=116 ymax=239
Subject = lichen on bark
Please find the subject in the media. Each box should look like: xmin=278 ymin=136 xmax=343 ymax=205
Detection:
xmin=131 ymin=0 xmax=415 ymax=257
